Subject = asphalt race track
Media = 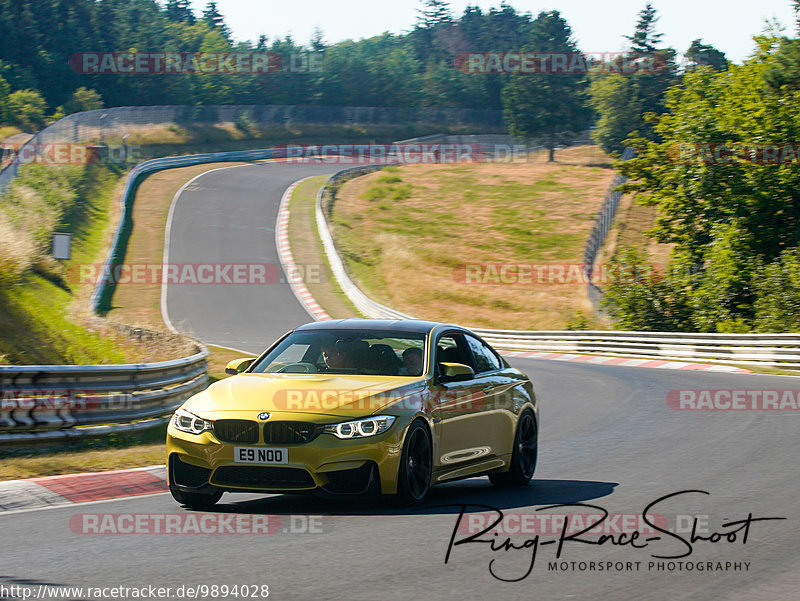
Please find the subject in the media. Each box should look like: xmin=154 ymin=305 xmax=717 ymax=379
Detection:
xmin=162 ymin=162 xmax=337 ymax=349
xmin=3 ymin=163 xmax=799 ymax=601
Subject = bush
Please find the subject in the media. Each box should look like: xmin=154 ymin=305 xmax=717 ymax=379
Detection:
xmin=0 ymin=211 xmax=35 ymax=284
xmin=64 ymin=87 xmax=104 ymax=114
xmin=752 ymin=248 xmax=800 ymax=332
xmin=602 ymin=247 xmax=693 ymax=331
xmin=234 ymin=113 xmax=257 ymax=136
xmin=6 ymin=89 xmax=47 ymax=131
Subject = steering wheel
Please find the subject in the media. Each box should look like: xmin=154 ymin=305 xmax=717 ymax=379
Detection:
xmin=275 ymin=362 xmax=318 ymax=373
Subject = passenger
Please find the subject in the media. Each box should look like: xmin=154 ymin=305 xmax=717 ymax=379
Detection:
xmin=400 ymin=347 xmax=423 ymax=376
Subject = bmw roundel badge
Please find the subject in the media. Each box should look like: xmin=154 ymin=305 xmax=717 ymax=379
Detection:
xmin=258 ymin=412 xmax=271 ymax=420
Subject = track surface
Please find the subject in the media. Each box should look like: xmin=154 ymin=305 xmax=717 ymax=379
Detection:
xmin=163 ymin=162 xmax=336 ymax=349
xmin=3 ymin=163 xmax=799 ymax=601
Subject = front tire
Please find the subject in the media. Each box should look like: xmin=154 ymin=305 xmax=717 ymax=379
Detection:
xmin=396 ymin=420 xmax=433 ymax=505
xmin=169 ymin=486 xmax=223 ymax=509
xmin=490 ymin=408 xmax=537 ymax=487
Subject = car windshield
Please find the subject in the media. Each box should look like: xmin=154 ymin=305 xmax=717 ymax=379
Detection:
xmin=250 ymin=329 xmax=427 ymax=376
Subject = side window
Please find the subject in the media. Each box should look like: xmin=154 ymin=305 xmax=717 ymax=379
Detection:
xmin=436 ymin=334 xmax=471 ymax=369
xmin=436 ymin=335 xmax=460 ymax=365
xmin=465 ymin=336 xmax=502 ymax=373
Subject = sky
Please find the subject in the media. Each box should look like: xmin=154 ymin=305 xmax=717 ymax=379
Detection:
xmin=184 ymin=0 xmax=798 ymax=64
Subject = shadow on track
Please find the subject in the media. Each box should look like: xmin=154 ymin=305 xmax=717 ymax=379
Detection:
xmin=203 ymin=478 xmax=618 ymax=516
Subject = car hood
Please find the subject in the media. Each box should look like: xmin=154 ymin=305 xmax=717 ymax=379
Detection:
xmin=185 ymin=373 xmax=427 ymax=419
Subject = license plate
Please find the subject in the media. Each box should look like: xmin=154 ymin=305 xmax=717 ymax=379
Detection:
xmin=234 ymin=447 xmax=288 ymax=464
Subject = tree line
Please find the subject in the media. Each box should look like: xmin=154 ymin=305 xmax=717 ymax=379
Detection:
xmin=605 ymin=4 xmax=800 ymax=332
xmin=0 ymin=0 xmax=726 ymax=154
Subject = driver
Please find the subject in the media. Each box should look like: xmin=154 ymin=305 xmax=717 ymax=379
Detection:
xmin=321 ymin=340 xmax=350 ymax=370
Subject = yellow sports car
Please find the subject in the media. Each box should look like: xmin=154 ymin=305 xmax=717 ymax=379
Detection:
xmin=166 ymin=319 xmax=537 ymax=507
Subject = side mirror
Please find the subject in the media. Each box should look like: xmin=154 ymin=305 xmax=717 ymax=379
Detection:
xmin=438 ymin=362 xmax=475 ymax=383
xmin=225 ymin=358 xmax=255 ymax=375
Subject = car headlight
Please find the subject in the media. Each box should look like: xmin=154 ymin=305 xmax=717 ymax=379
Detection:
xmin=323 ymin=415 xmax=396 ymax=439
xmin=172 ymin=408 xmax=213 ymax=435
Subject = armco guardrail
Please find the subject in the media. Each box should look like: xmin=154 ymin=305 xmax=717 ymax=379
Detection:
xmin=316 ymin=166 xmax=800 ymax=368
xmin=0 ymin=347 xmax=208 ymax=446
xmin=90 ymin=147 xmax=280 ymax=312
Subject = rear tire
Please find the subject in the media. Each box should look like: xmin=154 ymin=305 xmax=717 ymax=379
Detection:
xmin=169 ymin=486 xmax=223 ymax=509
xmin=396 ymin=420 xmax=433 ymax=505
xmin=490 ymin=408 xmax=537 ymax=487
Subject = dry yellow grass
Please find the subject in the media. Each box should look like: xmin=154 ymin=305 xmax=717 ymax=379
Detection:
xmin=332 ymin=146 xmax=617 ymax=330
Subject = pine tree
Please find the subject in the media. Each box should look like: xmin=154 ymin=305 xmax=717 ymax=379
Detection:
xmin=310 ymin=26 xmax=326 ymax=52
xmin=203 ymin=1 xmax=231 ymax=42
xmin=685 ymin=39 xmax=728 ymax=72
xmin=166 ymin=0 xmax=195 ymax=24
xmin=624 ymin=3 xmax=663 ymax=54
xmin=502 ymin=10 xmax=590 ymax=161
xmin=416 ymin=0 xmax=451 ymax=28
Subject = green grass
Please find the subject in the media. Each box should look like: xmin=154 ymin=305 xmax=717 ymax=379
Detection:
xmin=0 ymin=163 xmax=152 ymax=365
xmin=0 ymin=279 xmax=130 ymax=364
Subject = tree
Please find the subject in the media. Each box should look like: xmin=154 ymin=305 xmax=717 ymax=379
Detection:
xmin=7 ymin=89 xmax=47 ymax=130
xmin=502 ymin=10 xmax=590 ymax=161
xmin=795 ymin=0 xmax=800 ymax=32
xmin=0 ymin=74 xmax=10 ymax=123
xmin=589 ymin=3 xmax=677 ymax=151
xmin=684 ymin=39 xmax=728 ymax=72
xmin=588 ymin=74 xmax=641 ymax=154
xmin=310 ymin=26 xmax=326 ymax=52
xmin=166 ymin=0 xmax=195 ymax=24
xmin=202 ymin=1 xmax=231 ymax=42
xmin=417 ymin=0 xmax=452 ymax=28
xmin=616 ymin=35 xmax=800 ymax=331
xmin=624 ymin=3 xmax=663 ymax=53
xmin=64 ymin=87 xmax=104 ymax=114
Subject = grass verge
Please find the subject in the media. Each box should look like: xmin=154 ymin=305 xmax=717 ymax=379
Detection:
xmin=287 ymin=175 xmax=361 ymax=319
xmin=330 ymin=146 xmax=616 ymax=330
xmin=0 ymin=425 xmax=167 ymax=480
xmin=0 ymin=163 xmax=191 ymax=364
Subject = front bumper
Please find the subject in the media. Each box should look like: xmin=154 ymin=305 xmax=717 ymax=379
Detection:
xmin=166 ymin=415 xmax=409 ymax=495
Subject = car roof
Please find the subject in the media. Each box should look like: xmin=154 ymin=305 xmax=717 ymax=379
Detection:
xmin=294 ymin=318 xmax=459 ymax=335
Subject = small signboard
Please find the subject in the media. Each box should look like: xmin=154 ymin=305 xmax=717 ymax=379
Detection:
xmin=52 ymin=232 xmax=71 ymax=260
